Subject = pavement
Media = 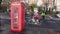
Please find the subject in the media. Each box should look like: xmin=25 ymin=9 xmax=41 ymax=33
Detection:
xmin=0 ymin=13 xmax=60 ymax=34
xmin=1 ymin=22 xmax=60 ymax=34
xmin=0 ymin=19 xmax=60 ymax=34
xmin=45 ymin=15 xmax=60 ymax=20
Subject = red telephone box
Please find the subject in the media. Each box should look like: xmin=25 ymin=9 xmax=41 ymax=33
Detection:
xmin=10 ymin=1 xmax=25 ymax=32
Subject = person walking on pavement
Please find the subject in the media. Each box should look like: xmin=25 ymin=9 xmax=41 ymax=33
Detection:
xmin=33 ymin=8 xmax=40 ymax=24
xmin=41 ymin=12 xmax=46 ymax=20
xmin=25 ymin=6 xmax=33 ymax=24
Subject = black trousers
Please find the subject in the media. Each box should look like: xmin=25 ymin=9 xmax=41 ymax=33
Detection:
xmin=42 ymin=16 xmax=45 ymax=20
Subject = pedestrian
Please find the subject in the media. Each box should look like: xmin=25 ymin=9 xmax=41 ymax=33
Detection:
xmin=41 ymin=12 xmax=46 ymax=20
xmin=29 ymin=6 xmax=34 ymax=18
xmin=33 ymin=8 xmax=40 ymax=24
xmin=25 ymin=6 xmax=34 ymax=24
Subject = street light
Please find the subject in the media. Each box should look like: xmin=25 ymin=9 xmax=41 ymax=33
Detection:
xmin=0 ymin=0 xmax=2 ymax=9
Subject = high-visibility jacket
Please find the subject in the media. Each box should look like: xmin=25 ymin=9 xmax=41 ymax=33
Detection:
xmin=41 ymin=13 xmax=46 ymax=16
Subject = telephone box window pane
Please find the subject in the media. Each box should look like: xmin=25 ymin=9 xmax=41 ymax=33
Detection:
xmin=14 ymin=8 xmax=18 ymax=13
xmin=14 ymin=18 xmax=17 ymax=22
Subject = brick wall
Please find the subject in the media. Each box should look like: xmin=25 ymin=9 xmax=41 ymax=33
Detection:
xmin=1 ymin=0 xmax=53 ymax=5
xmin=42 ymin=0 xmax=52 ymax=4
xmin=25 ymin=0 xmax=52 ymax=5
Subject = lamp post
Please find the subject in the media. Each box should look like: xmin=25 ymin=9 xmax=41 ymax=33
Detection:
xmin=0 ymin=0 xmax=2 ymax=9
